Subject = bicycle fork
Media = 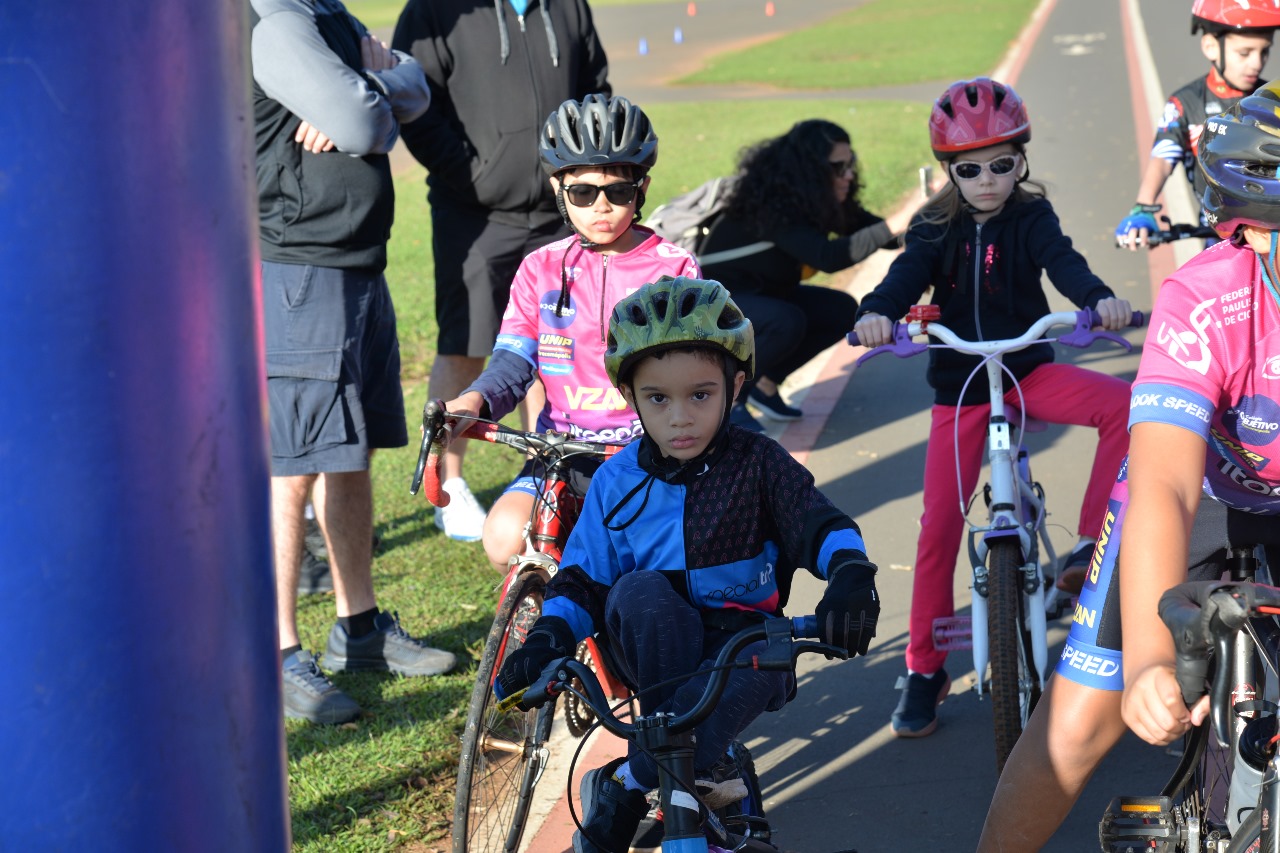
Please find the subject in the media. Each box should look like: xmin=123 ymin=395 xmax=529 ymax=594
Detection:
xmin=965 ymin=417 xmax=1048 ymax=697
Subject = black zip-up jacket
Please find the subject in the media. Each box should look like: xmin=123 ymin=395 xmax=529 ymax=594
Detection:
xmin=392 ymin=0 xmax=610 ymax=228
xmin=856 ymin=196 xmax=1114 ymax=406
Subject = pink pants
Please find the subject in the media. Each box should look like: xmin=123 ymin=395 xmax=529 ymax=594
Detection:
xmin=905 ymin=363 xmax=1130 ymax=674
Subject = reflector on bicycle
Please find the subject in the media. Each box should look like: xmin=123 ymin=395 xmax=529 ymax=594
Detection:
xmin=1099 ymin=796 xmax=1178 ymax=853
xmin=932 ymin=616 xmax=972 ymax=651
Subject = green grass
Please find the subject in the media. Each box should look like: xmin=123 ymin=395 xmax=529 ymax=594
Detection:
xmin=678 ymin=0 xmax=1041 ymax=89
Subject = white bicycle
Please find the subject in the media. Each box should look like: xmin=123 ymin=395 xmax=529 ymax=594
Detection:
xmin=849 ymin=306 xmax=1143 ymax=772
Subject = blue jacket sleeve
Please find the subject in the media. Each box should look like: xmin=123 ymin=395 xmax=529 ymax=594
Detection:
xmin=543 ymin=476 xmax=625 ymax=641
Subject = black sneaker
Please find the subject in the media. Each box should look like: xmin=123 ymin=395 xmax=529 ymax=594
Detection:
xmin=890 ymin=670 xmax=951 ymax=738
xmin=304 ymin=513 xmax=328 ymax=561
xmin=282 ymin=649 xmax=361 ymax=724
xmin=574 ymin=757 xmax=649 ymax=853
xmin=748 ymin=387 xmax=803 ymax=421
xmin=323 ymin=610 xmax=455 ymax=677
xmin=297 ymin=552 xmax=333 ymax=596
xmin=730 ymin=404 xmax=765 ymax=433
xmin=1055 ymin=540 xmax=1095 ymax=594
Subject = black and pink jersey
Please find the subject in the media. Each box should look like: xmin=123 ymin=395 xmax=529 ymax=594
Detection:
xmin=1129 ymin=240 xmax=1280 ymax=513
xmin=1151 ymin=69 xmax=1256 ymax=201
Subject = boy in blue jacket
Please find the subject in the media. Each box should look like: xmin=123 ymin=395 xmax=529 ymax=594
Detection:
xmin=493 ymin=276 xmax=880 ymax=853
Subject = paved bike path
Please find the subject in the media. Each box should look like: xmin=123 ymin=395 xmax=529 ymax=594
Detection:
xmin=523 ymin=0 xmax=1206 ymax=851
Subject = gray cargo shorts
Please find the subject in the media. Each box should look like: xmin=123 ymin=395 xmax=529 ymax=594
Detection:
xmin=262 ymin=262 xmax=407 ymax=476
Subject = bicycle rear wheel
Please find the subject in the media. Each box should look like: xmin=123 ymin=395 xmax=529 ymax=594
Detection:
xmin=452 ymin=571 xmax=549 ymax=853
xmin=987 ymin=539 xmax=1041 ymax=775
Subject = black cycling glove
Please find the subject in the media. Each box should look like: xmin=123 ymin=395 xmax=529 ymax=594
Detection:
xmin=816 ymin=558 xmax=879 ymax=656
xmin=494 ymin=616 xmax=576 ymax=702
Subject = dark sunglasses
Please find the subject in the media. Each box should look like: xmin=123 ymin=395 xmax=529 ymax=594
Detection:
xmin=829 ymin=158 xmax=857 ymax=177
xmin=561 ymin=180 xmax=642 ymax=208
xmin=951 ymin=154 xmax=1020 ymax=181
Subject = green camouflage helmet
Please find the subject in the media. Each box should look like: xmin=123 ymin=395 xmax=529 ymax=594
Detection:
xmin=604 ymin=276 xmax=755 ymax=386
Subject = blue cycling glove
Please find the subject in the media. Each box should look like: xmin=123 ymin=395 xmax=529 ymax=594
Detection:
xmin=1114 ymin=203 xmax=1161 ymax=242
xmin=493 ymin=615 xmax=575 ymax=702
xmin=816 ymin=557 xmax=880 ymax=656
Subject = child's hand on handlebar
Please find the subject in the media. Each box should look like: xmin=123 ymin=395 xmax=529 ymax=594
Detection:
xmin=816 ymin=559 xmax=880 ymax=656
xmin=1093 ymin=297 xmax=1134 ymax=331
xmin=852 ymin=313 xmax=894 ymax=349
xmin=493 ymin=616 xmax=575 ymax=702
xmin=1120 ymin=662 xmax=1210 ymax=746
xmin=441 ymin=391 xmax=486 ymax=434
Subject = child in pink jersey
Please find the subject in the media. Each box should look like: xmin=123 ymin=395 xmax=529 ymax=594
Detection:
xmin=979 ymin=80 xmax=1280 ymax=853
xmin=443 ymin=94 xmax=699 ymax=571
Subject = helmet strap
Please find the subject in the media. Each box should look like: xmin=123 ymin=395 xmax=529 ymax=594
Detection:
xmin=631 ymin=354 xmax=739 ymax=485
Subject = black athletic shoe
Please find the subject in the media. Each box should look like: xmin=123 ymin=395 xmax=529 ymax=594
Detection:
xmin=748 ymin=387 xmax=803 ymax=421
xmin=890 ymin=670 xmax=951 ymax=738
xmin=297 ymin=552 xmax=333 ymax=596
xmin=282 ymin=649 xmax=361 ymax=724
xmin=730 ymin=404 xmax=765 ymax=433
xmin=323 ymin=610 xmax=455 ymax=677
xmin=574 ymin=757 xmax=648 ymax=853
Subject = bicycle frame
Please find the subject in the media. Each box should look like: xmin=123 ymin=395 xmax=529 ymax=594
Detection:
xmin=413 ymin=409 xmax=631 ymax=702
xmin=505 ymin=616 xmax=848 ymax=853
xmin=850 ymin=308 xmax=1140 ymax=769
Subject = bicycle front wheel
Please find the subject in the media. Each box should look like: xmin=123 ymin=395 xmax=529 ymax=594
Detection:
xmin=987 ymin=539 xmax=1041 ymax=775
xmin=453 ymin=571 xmax=548 ymax=853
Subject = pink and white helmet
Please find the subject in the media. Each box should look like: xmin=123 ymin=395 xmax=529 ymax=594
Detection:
xmin=1191 ymin=0 xmax=1280 ymax=35
xmin=928 ymin=77 xmax=1031 ymax=161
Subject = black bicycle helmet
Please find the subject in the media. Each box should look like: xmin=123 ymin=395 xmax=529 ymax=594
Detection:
xmin=538 ymin=94 xmax=659 ymax=176
xmin=1198 ymin=80 xmax=1280 ymax=238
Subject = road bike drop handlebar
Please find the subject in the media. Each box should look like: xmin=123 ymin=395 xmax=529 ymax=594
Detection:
xmin=499 ymin=615 xmax=843 ymax=734
xmin=1158 ymin=581 xmax=1280 ymax=749
xmin=409 ymin=398 xmax=623 ymax=505
xmin=845 ymin=307 xmax=1146 ymax=364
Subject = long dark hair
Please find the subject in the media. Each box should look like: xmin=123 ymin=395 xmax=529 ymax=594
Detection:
xmin=723 ymin=119 xmax=877 ymax=236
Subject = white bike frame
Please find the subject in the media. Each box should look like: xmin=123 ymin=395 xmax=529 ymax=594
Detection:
xmin=911 ymin=312 xmax=1083 ymax=695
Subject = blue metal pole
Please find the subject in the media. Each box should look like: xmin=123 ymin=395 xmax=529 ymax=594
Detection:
xmin=0 ymin=2 xmax=288 ymax=849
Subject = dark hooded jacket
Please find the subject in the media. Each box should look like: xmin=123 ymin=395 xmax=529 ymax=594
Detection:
xmin=856 ymin=196 xmax=1114 ymax=406
xmin=392 ymin=0 xmax=610 ymax=228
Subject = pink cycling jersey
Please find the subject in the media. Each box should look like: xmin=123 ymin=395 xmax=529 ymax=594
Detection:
xmin=495 ymin=226 xmax=699 ymax=443
xmin=1129 ymin=239 xmax=1280 ymax=513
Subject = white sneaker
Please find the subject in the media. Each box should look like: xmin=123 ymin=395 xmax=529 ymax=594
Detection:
xmin=434 ymin=477 xmax=486 ymax=542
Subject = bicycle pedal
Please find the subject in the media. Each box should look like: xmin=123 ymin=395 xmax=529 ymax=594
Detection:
xmin=1098 ymin=796 xmax=1178 ymax=852
xmin=932 ymin=616 xmax=972 ymax=651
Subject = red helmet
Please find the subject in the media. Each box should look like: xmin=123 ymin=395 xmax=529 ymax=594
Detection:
xmin=928 ymin=78 xmax=1031 ymax=160
xmin=1191 ymin=0 xmax=1280 ymax=35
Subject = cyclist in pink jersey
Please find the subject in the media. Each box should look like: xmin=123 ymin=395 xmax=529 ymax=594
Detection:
xmin=979 ymin=81 xmax=1280 ymax=853
xmin=443 ymin=94 xmax=699 ymax=572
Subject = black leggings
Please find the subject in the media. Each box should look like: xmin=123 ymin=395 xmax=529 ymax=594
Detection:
xmin=731 ymin=285 xmax=857 ymax=387
xmin=602 ymin=572 xmax=792 ymax=789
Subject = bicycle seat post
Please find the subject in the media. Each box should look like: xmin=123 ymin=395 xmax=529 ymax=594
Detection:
xmin=635 ymin=714 xmax=703 ymax=844
xmin=1228 ymin=546 xmax=1260 ymax=583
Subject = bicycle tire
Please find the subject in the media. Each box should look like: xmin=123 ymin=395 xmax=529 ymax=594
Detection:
xmin=988 ymin=539 xmax=1040 ymax=774
xmin=562 ymin=640 xmax=598 ymax=739
xmin=452 ymin=571 xmax=548 ymax=853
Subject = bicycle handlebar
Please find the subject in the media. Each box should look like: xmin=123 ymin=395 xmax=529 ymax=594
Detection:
xmin=846 ymin=308 xmax=1144 ymax=367
xmin=1144 ymin=222 xmax=1217 ymax=247
xmin=409 ymin=398 xmax=623 ymax=505
xmin=1158 ymin=581 xmax=1280 ymax=744
xmin=500 ymin=615 xmax=842 ymax=739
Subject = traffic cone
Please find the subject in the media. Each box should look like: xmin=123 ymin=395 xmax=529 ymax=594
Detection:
xmin=764 ymin=1 xmax=775 ymax=15
xmin=638 ymin=37 xmax=649 ymax=55
xmin=674 ymin=26 xmax=683 ymax=44
xmin=687 ymin=1 xmax=697 ymax=15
